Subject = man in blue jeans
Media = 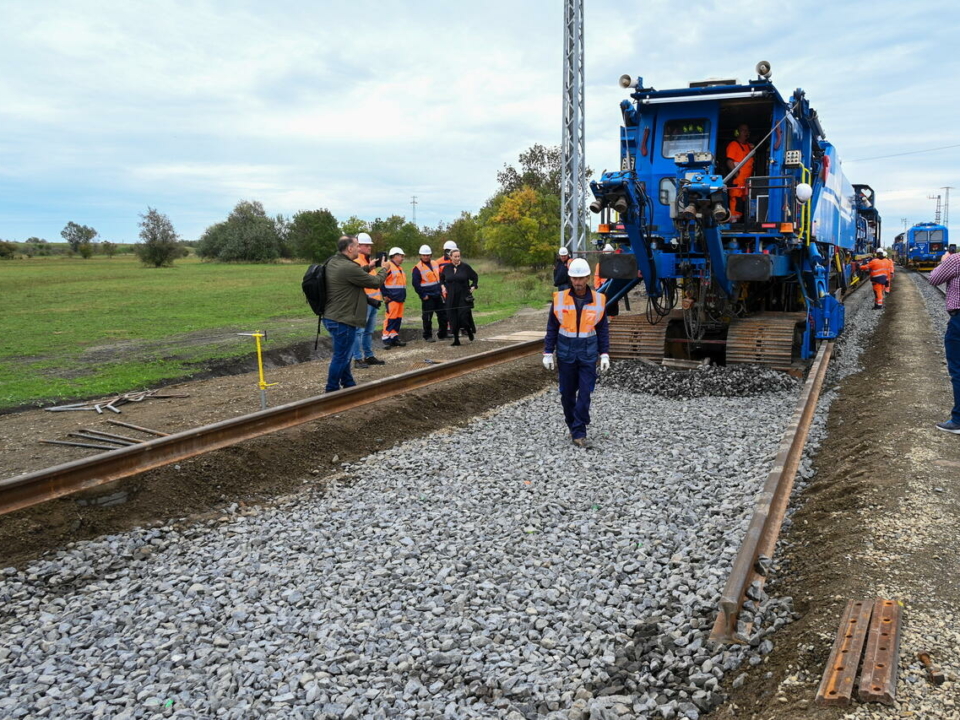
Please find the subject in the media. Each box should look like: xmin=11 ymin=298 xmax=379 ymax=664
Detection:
xmin=929 ymin=252 xmax=960 ymax=433
xmin=323 ymin=236 xmax=387 ymax=393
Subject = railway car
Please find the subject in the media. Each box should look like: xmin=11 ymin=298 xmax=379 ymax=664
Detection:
xmin=894 ymin=222 xmax=948 ymax=270
xmin=588 ymin=62 xmax=879 ymax=369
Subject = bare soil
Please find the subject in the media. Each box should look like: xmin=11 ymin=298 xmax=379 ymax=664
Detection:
xmin=715 ymin=276 xmax=960 ymax=718
xmin=0 ymin=309 xmax=551 ymax=567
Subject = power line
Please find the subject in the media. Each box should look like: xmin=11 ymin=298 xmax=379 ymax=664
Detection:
xmin=846 ymin=143 xmax=960 ymax=163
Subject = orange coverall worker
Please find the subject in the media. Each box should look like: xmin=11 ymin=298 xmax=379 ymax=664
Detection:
xmin=382 ymin=260 xmax=407 ymax=345
xmin=862 ymin=257 xmax=895 ymax=307
xmin=726 ymin=139 xmax=754 ymax=219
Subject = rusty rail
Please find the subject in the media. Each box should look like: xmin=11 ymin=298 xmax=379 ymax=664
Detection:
xmin=0 ymin=340 xmax=542 ymax=516
xmin=710 ymin=341 xmax=834 ymax=642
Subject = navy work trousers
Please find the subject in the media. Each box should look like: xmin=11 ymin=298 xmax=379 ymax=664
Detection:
xmin=946 ymin=312 xmax=960 ymax=423
xmin=557 ymin=357 xmax=597 ymax=440
xmin=323 ymin=318 xmax=358 ymax=393
xmin=420 ymin=295 xmax=448 ymax=339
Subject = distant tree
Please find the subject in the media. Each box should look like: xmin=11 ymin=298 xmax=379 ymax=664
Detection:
xmin=274 ymin=213 xmax=292 ymax=258
xmin=370 ymin=215 xmax=422 ymax=256
xmin=100 ymin=241 xmax=118 ymax=258
xmin=78 ymin=241 xmax=95 ymax=259
xmin=289 ymin=208 xmax=340 ymax=262
xmin=195 ymin=200 xmax=284 ymax=262
xmin=135 ymin=207 xmax=183 ymax=267
xmin=196 ymin=221 xmax=230 ymax=260
xmin=446 ymin=212 xmax=481 ymax=257
xmin=0 ymin=241 xmax=17 ymax=259
xmin=340 ymin=215 xmax=369 ymax=236
xmin=60 ymin=221 xmax=98 ymax=253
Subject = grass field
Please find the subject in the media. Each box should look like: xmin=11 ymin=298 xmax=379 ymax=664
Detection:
xmin=0 ymin=255 xmax=553 ymax=409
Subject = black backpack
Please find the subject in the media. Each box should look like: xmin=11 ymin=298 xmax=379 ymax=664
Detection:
xmin=302 ymin=259 xmax=331 ymax=349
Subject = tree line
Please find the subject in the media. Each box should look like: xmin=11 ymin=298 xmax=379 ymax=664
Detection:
xmin=1 ymin=144 xmax=582 ymax=268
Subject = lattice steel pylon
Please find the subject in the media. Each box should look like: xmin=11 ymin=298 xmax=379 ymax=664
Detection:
xmin=561 ymin=0 xmax=588 ymax=255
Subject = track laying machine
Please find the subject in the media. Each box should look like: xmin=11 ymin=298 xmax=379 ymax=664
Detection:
xmin=590 ymin=62 xmax=880 ymax=370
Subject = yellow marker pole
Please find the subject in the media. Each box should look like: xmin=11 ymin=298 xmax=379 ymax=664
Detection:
xmin=238 ymin=331 xmax=278 ymax=409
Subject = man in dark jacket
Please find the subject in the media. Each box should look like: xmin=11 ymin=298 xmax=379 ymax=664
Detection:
xmin=543 ymin=258 xmax=610 ymax=447
xmin=323 ymin=236 xmax=388 ymax=392
xmin=553 ymin=247 xmax=572 ymax=291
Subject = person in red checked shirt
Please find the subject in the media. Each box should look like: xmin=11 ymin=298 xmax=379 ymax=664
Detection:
xmin=929 ymin=251 xmax=960 ymax=433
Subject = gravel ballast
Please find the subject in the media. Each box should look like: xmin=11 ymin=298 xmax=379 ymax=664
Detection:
xmin=0 ymin=290 xmax=884 ymax=719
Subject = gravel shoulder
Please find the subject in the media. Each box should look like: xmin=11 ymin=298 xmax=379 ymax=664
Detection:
xmin=715 ymin=273 xmax=960 ymax=719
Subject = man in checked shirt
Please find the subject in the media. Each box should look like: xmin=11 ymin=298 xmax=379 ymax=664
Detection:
xmin=929 ymin=251 xmax=960 ymax=434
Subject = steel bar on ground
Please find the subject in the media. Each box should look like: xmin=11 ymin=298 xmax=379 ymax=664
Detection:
xmin=816 ymin=599 xmax=873 ymax=706
xmin=0 ymin=340 xmax=542 ymax=515
xmin=105 ymin=421 xmax=170 ymax=437
xmin=68 ymin=433 xmax=137 ymax=446
xmin=710 ymin=341 xmax=833 ymax=642
xmin=858 ymin=598 xmax=902 ymax=704
xmin=39 ymin=440 xmax=118 ymax=451
xmin=79 ymin=429 xmax=144 ymax=444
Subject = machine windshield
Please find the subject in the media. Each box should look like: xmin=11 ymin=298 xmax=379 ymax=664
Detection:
xmin=661 ymin=119 xmax=711 ymax=158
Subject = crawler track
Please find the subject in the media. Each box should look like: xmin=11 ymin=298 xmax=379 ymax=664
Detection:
xmin=0 ymin=340 xmax=541 ymax=516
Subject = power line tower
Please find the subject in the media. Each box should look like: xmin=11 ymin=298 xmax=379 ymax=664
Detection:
xmin=928 ymin=193 xmax=942 ymax=224
xmin=901 ymin=217 xmax=908 ymax=232
xmin=561 ymin=0 xmax=587 ymax=255
xmin=942 ymin=186 xmax=954 ymax=228
xmin=411 ymin=196 xmax=418 ymax=226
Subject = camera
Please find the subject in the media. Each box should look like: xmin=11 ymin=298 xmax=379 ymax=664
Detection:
xmin=375 ymin=251 xmax=388 ymax=266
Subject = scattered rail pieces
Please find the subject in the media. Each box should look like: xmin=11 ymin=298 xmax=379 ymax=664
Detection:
xmin=39 ymin=439 xmax=118 ymax=451
xmin=917 ymin=651 xmax=945 ymax=686
xmin=816 ymin=599 xmax=874 ymax=707
xmin=858 ymin=599 xmax=903 ymax=704
xmin=44 ymin=390 xmax=189 ymax=414
xmin=104 ymin=420 xmax=170 ymax=437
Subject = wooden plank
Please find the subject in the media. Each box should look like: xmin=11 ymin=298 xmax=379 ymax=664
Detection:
xmin=815 ymin=599 xmax=873 ymax=707
xmin=858 ymin=598 xmax=903 ymax=704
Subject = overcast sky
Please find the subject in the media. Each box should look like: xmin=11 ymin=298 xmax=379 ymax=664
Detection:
xmin=1 ymin=0 xmax=957 ymax=243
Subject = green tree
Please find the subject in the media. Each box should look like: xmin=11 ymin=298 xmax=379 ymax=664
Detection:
xmin=340 ymin=215 xmax=369 ymax=236
xmin=0 ymin=240 xmax=17 ymax=259
xmin=134 ymin=207 xmax=183 ymax=267
xmin=196 ymin=200 xmax=283 ymax=262
xmin=482 ymin=187 xmax=559 ymax=267
xmin=60 ymin=221 xmax=98 ymax=253
xmin=446 ymin=212 xmax=480 ymax=257
xmin=78 ymin=241 xmax=95 ymax=259
xmin=101 ymin=241 xmax=118 ymax=258
xmin=370 ymin=215 xmax=422 ymax=255
xmin=289 ymin=208 xmax=341 ymax=262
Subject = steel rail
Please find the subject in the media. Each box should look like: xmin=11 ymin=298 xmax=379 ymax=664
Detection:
xmin=710 ymin=340 xmax=834 ymax=642
xmin=0 ymin=340 xmax=543 ymax=516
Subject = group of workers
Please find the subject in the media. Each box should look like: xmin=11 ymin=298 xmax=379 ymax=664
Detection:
xmin=321 ymin=234 xmax=478 ymax=393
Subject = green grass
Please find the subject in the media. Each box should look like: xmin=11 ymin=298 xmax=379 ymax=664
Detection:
xmin=0 ymin=255 xmax=552 ymax=409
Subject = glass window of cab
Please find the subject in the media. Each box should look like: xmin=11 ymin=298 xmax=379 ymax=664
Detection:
xmin=661 ymin=119 xmax=711 ymax=158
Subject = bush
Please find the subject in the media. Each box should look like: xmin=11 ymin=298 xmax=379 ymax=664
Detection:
xmin=135 ymin=207 xmax=184 ymax=268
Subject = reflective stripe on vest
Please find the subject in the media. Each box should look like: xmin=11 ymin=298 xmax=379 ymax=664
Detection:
xmin=355 ymin=254 xmax=382 ymax=301
xmin=416 ymin=261 xmax=440 ymax=289
xmin=552 ymin=289 xmax=606 ymax=339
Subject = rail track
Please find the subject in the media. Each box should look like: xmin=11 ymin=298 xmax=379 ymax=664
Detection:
xmin=0 ymin=340 xmax=542 ymax=516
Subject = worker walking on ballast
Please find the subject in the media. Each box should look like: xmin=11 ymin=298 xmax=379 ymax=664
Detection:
xmin=543 ymin=258 xmax=611 ymax=448
xmin=861 ymin=249 xmax=895 ymax=309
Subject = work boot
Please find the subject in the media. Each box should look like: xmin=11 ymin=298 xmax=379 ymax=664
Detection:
xmin=467 ymin=329 xmax=475 ymax=342
xmin=353 ymin=359 xmax=369 ymax=369
xmin=451 ymin=335 xmax=461 ymax=347
xmin=572 ymin=437 xmax=590 ymax=448
xmin=873 ymin=304 xmax=882 ymax=309
xmin=392 ymin=339 xmax=407 ymax=347
xmin=364 ymin=356 xmax=385 ymax=365
xmin=425 ymin=336 xmax=436 ymax=343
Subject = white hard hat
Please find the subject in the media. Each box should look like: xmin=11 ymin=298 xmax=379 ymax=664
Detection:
xmin=442 ymin=240 xmax=458 ymax=251
xmin=418 ymin=245 xmax=432 ymax=255
xmin=603 ymin=243 xmax=614 ymax=252
xmin=568 ymin=258 xmax=591 ymax=277
xmin=558 ymin=247 xmax=570 ymax=256
xmin=877 ymin=249 xmax=886 ymax=257
xmin=388 ymin=246 xmax=404 ymax=256
xmin=357 ymin=232 xmax=373 ymax=245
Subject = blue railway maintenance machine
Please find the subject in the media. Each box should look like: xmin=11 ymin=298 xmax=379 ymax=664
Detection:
xmin=893 ymin=222 xmax=949 ymax=270
xmin=590 ymin=62 xmax=880 ymax=371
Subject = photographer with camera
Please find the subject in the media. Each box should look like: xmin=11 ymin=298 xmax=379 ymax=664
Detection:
xmin=351 ymin=233 xmax=387 ymax=369
xmin=323 ymin=235 xmax=388 ymax=393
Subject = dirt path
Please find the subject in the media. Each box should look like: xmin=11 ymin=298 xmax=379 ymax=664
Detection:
xmin=716 ymin=275 xmax=960 ymax=718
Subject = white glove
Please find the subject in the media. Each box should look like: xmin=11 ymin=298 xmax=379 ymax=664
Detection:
xmin=542 ymin=353 xmax=555 ymax=371
xmin=599 ymin=354 xmax=610 ymax=372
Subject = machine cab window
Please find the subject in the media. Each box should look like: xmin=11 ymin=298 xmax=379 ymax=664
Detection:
xmin=661 ymin=119 xmax=711 ymax=158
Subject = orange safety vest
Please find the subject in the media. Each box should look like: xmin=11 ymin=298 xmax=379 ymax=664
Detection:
xmin=383 ymin=260 xmax=407 ymax=302
xmin=552 ymin=289 xmax=606 ymax=339
xmin=593 ymin=262 xmax=604 ymax=290
xmin=864 ymin=258 xmax=894 ymax=280
xmin=354 ymin=254 xmax=383 ymax=302
xmin=415 ymin=260 xmax=441 ymax=293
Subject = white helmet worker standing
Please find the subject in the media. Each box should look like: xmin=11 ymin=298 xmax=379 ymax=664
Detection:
xmin=418 ymin=244 xmax=432 ymax=255
xmin=558 ymin=247 xmax=570 ymax=257
xmin=602 ymin=243 xmax=615 ymax=253
xmin=542 ymin=252 xmax=611 ymax=448
xmin=357 ymin=232 xmax=373 ymax=246
xmin=442 ymin=240 xmax=458 ymax=252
